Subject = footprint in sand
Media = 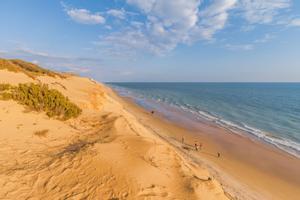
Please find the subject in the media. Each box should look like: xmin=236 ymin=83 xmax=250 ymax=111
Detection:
xmin=138 ymin=185 xmax=168 ymax=198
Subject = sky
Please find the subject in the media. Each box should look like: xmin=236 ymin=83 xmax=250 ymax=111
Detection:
xmin=0 ymin=0 xmax=300 ymax=82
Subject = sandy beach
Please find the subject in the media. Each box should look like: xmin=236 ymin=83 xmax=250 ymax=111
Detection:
xmin=2 ymin=1 xmax=300 ymax=199
xmin=1 ymin=59 xmax=300 ymax=199
xmin=117 ymin=92 xmax=300 ymax=200
xmin=0 ymin=63 xmax=229 ymax=200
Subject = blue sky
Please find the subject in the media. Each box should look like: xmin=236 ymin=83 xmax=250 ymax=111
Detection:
xmin=0 ymin=0 xmax=300 ymax=82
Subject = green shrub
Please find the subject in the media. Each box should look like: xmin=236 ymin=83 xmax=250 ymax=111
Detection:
xmin=0 ymin=83 xmax=81 ymax=120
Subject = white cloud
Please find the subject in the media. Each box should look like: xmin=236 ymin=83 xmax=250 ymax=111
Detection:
xmin=94 ymin=0 xmax=203 ymax=55
xmin=130 ymin=21 xmax=144 ymax=28
xmin=289 ymin=18 xmax=300 ymax=27
xmin=255 ymin=33 xmax=275 ymax=43
xmin=105 ymin=25 xmax=113 ymax=30
xmin=126 ymin=0 xmax=156 ymax=12
xmin=225 ymin=43 xmax=254 ymax=51
xmin=119 ymin=71 xmax=134 ymax=76
xmin=95 ymin=30 xmax=162 ymax=56
xmin=17 ymin=48 xmax=50 ymax=57
xmin=128 ymin=0 xmax=201 ymax=39
xmin=66 ymin=8 xmax=105 ymax=24
xmin=90 ymin=0 xmax=295 ymax=56
xmin=225 ymin=33 xmax=275 ymax=51
xmin=66 ymin=66 xmax=91 ymax=73
xmin=102 ymin=0 xmax=237 ymax=55
xmin=31 ymin=60 xmax=39 ymax=64
xmin=239 ymin=0 xmax=291 ymax=24
xmin=107 ymin=9 xmax=126 ymax=19
xmin=190 ymin=0 xmax=237 ymax=40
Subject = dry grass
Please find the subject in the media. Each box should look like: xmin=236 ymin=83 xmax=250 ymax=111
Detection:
xmin=34 ymin=129 xmax=49 ymax=137
xmin=0 ymin=58 xmax=66 ymax=79
xmin=0 ymin=84 xmax=10 ymax=91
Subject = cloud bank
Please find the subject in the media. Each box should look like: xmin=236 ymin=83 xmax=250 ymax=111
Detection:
xmin=64 ymin=0 xmax=295 ymax=55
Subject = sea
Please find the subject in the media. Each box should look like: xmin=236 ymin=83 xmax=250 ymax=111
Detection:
xmin=107 ymin=82 xmax=300 ymax=158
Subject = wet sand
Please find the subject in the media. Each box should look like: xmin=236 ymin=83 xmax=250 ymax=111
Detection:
xmin=118 ymin=94 xmax=300 ymax=200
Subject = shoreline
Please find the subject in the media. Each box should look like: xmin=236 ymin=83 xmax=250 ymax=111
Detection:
xmin=110 ymin=87 xmax=300 ymax=200
xmin=109 ymin=84 xmax=300 ymax=159
xmin=1 ymin=62 xmax=299 ymax=199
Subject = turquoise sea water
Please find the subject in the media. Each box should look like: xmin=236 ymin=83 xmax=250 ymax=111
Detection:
xmin=108 ymin=83 xmax=300 ymax=158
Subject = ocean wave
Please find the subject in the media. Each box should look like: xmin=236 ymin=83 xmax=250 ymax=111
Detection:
xmin=164 ymin=100 xmax=300 ymax=159
xmin=180 ymin=105 xmax=300 ymax=158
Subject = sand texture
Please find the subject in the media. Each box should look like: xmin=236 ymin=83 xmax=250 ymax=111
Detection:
xmin=0 ymin=69 xmax=229 ymax=200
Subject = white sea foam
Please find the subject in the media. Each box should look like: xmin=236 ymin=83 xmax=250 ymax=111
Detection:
xmin=155 ymin=96 xmax=300 ymax=159
xmin=194 ymin=109 xmax=300 ymax=158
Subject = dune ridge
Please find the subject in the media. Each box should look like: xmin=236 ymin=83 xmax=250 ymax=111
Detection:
xmin=0 ymin=59 xmax=229 ymax=199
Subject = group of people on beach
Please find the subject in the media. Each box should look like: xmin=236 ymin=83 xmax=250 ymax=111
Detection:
xmin=194 ymin=141 xmax=202 ymax=151
xmin=150 ymin=110 xmax=221 ymax=158
xmin=181 ymin=137 xmax=221 ymax=158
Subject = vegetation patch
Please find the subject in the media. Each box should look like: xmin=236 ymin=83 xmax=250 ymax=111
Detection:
xmin=0 ymin=84 xmax=10 ymax=91
xmin=34 ymin=129 xmax=49 ymax=137
xmin=0 ymin=83 xmax=82 ymax=120
xmin=0 ymin=58 xmax=65 ymax=79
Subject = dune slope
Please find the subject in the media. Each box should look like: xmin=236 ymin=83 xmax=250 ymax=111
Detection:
xmin=0 ymin=59 xmax=229 ymax=200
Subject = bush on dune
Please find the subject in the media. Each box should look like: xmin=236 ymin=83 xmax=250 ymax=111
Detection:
xmin=0 ymin=58 xmax=66 ymax=79
xmin=0 ymin=84 xmax=10 ymax=91
xmin=34 ymin=129 xmax=49 ymax=137
xmin=0 ymin=83 xmax=81 ymax=120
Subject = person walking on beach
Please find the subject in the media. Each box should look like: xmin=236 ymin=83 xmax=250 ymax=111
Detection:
xmin=199 ymin=142 xmax=202 ymax=150
xmin=194 ymin=142 xmax=198 ymax=151
xmin=217 ymin=152 xmax=221 ymax=158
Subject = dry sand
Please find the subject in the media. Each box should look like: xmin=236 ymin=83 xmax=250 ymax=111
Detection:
xmin=0 ymin=69 xmax=229 ymax=200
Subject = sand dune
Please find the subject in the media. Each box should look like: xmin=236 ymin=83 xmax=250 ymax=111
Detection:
xmin=0 ymin=67 xmax=229 ymax=199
